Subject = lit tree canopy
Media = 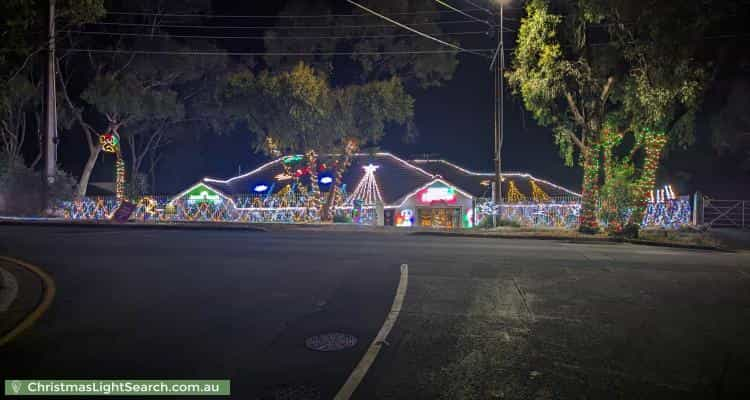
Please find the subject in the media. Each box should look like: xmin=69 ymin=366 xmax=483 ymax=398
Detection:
xmin=224 ymin=62 xmax=414 ymax=155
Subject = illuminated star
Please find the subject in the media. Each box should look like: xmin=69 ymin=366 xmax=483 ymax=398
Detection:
xmin=363 ymin=164 xmax=379 ymax=174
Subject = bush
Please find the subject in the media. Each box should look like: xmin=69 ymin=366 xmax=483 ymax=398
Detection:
xmin=498 ymin=218 xmax=521 ymax=228
xmin=579 ymin=224 xmax=600 ymax=234
xmin=333 ymin=214 xmax=353 ymax=223
xmin=622 ymin=223 xmax=640 ymax=239
xmin=475 ymin=216 xmax=520 ymax=228
xmin=0 ymin=162 xmax=76 ymax=216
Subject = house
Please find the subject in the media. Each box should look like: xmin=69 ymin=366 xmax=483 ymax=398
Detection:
xmin=169 ymin=152 xmax=580 ymax=228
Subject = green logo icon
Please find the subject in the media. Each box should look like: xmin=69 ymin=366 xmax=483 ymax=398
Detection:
xmin=10 ymin=381 xmax=21 ymax=395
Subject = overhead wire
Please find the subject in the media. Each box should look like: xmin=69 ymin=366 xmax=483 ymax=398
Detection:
xmin=58 ymin=48 xmax=496 ymax=56
xmin=345 ymin=0 xmax=489 ymax=58
xmin=86 ymin=19 xmax=489 ymax=31
xmin=432 ymin=0 xmax=493 ymax=26
xmin=61 ymin=29 xmax=491 ymax=41
xmin=104 ymin=8 xmax=490 ymax=19
xmin=462 ymin=0 xmax=493 ymax=15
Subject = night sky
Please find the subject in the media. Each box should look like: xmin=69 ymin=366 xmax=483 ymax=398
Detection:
xmin=59 ymin=0 xmax=749 ymax=197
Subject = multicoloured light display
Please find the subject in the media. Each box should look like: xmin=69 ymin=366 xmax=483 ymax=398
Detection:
xmin=417 ymin=186 xmax=457 ymax=204
xmin=396 ymin=209 xmax=414 ymax=227
xmin=99 ymin=133 xmax=119 ymax=154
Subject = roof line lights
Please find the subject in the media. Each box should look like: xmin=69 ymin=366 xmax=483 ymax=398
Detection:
xmin=359 ymin=152 xmax=436 ymax=177
xmin=203 ymin=157 xmax=287 ymax=184
xmin=203 ymin=152 xmax=437 ymax=183
xmin=411 ymin=159 xmax=581 ymax=197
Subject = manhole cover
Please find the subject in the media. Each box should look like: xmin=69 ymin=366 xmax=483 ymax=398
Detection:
xmin=305 ymin=332 xmax=358 ymax=351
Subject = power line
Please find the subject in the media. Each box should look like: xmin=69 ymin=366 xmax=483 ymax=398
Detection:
xmin=59 ymin=48 xmax=495 ymax=57
xmin=104 ymin=8 xmax=490 ymax=19
xmin=432 ymin=0 xmax=493 ymax=26
xmin=62 ymin=29 xmax=490 ymax=41
xmin=345 ymin=0 xmax=489 ymax=58
xmin=462 ymin=0 xmax=493 ymax=15
xmin=87 ymin=19 xmax=488 ymax=31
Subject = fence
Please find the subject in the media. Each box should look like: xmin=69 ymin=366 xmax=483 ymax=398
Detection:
xmin=58 ymin=194 xmax=695 ymax=228
xmin=475 ymin=197 xmax=692 ymax=229
xmin=702 ymin=199 xmax=749 ymax=229
xmin=57 ymin=194 xmax=358 ymax=224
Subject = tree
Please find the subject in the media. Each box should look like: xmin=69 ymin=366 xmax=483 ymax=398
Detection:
xmin=0 ymin=0 xmax=104 ymax=180
xmin=712 ymin=78 xmax=750 ymax=172
xmin=225 ymin=62 xmax=414 ymax=221
xmin=507 ymin=0 xmax=713 ymax=233
xmin=506 ymin=0 xmax=615 ymax=232
xmin=57 ymin=0 xmax=225 ymax=196
xmin=262 ymin=0 xmax=460 ymax=89
xmin=0 ymin=75 xmax=41 ymax=170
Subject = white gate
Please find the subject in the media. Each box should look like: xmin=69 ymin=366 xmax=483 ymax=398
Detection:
xmin=702 ymin=199 xmax=749 ymax=229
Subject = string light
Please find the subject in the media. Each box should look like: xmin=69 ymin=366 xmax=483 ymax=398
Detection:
xmin=530 ymin=180 xmax=551 ymax=203
xmin=506 ymin=180 xmax=527 ymax=203
xmin=100 ymin=132 xmax=126 ymax=202
xmin=347 ymin=164 xmax=383 ymax=205
xmin=410 ymin=159 xmax=581 ymax=196
xmin=579 ymin=143 xmax=601 ymax=232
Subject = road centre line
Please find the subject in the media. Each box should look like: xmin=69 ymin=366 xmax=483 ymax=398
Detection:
xmin=333 ymin=263 xmax=409 ymax=400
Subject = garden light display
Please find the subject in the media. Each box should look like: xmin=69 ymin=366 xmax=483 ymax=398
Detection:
xmin=396 ymin=209 xmax=415 ymax=227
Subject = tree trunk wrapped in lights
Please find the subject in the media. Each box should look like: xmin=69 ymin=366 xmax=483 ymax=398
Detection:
xmin=579 ymin=143 xmax=601 ymax=234
xmin=305 ymin=150 xmax=321 ymax=213
xmin=628 ymin=129 xmax=667 ymax=226
xmin=99 ymin=126 xmax=126 ymax=202
xmin=321 ymin=140 xmax=357 ymax=222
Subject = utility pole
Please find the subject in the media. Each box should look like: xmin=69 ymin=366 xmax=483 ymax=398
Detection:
xmin=493 ymin=3 xmax=504 ymax=208
xmin=42 ymin=0 xmax=58 ymax=212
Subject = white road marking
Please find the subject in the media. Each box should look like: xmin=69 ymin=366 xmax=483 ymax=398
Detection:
xmin=0 ymin=266 xmax=19 ymax=312
xmin=334 ymin=263 xmax=409 ymax=400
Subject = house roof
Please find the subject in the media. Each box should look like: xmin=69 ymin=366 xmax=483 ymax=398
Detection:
xmin=194 ymin=153 xmax=580 ymax=205
xmin=203 ymin=153 xmax=437 ymax=205
xmin=411 ymin=159 xmax=581 ymax=199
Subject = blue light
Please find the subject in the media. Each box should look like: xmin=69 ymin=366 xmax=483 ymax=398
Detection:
xmin=319 ymin=176 xmax=333 ymax=185
xmin=253 ymin=184 xmax=269 ymax=192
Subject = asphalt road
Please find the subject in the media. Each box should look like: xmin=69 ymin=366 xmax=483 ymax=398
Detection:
xmin=0 ymin=225 xmax=749 ymax=399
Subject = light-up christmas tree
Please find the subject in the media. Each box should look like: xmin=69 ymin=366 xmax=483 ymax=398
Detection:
xmin=506 ymin=180 xmax=527 ymax=203
xmin=347 ymin=164 xmax=383 ymax=206
xmin=530 ymin=180 xmax=551 ymax=203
